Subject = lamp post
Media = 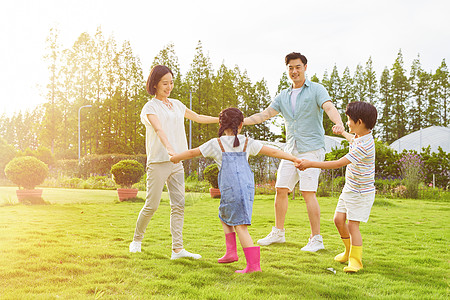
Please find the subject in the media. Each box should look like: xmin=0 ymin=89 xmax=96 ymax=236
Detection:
xmin=189 ymin=88 xmax=193 ymax=150
xmin=78 ymin=105 xmax=92 ymax=163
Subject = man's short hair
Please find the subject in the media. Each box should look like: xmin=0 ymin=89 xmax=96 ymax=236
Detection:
xmin=285 ymin=52 xmax=307 ymax=65
xmin=345 ymin=101 xmax=378 ymax=130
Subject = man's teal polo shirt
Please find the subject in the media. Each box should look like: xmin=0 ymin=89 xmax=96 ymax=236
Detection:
xmin=270 ymin=79 xmax=331 ymax=153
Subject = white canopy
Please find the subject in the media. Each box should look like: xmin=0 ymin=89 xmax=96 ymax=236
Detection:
xmin=390 ymin=126 xmax=450 ymax=153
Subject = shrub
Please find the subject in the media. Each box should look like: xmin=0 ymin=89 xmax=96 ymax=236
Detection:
xmin=85 ymin=176 xmax=117 ymax=190
xmin=4 ymin=156 xmax=49 ymax=189
xmin=398 ymin=153 xmax=424 ymax=198
xmin=111 ymin=160 xmax=145 ymax=188
xmin=203 ymin=164 xmax=219 ymax=189
xmin=375 ymin=178 xmax=402 ymax=195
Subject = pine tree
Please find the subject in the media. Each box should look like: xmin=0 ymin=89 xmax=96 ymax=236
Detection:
xmin=41 ymin=27 xmax=63 ymax=153
xmin=152 ymin=43 xmax=184 ymax=101
xmin=432 ymin=59 xmax=450 ymax=126
xmin=409 ymin=55 xmax=431 ymax=131
xmin=186 ymin=41 xmax=216 ymax=148
xmin=390 ymin=50 xmax=410 ymax=140
xmin=364 ymin=57 xmax=378 ymax=105
xmin=213 ymin=63 xmax=237 ymax=110
xmin=379 ymin=67 xmax=393 ymax=143
xmin=353 ymin=64 xmax=367 ymax=102
xmin=326 ymin=66 xmax=342 ymax=135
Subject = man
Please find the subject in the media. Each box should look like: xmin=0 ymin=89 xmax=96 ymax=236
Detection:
xmin=243 ymin=52 xmax=344 ymax=252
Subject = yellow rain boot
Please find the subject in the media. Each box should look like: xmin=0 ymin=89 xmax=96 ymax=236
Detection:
xmin=343 ymin=245 xmax=363 ymax=273
xmin=334 ymin=237 xmax=350 ymax=263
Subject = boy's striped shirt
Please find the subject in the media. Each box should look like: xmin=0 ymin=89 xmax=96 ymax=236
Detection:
xmin=343 ymin=133 xmax=375 ymax=194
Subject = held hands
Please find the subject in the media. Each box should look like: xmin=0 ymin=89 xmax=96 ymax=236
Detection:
xmin=168 ymin=149 xmax=179 ymax=164
xmin=332 ymin=123 xmax=345 ymax=135
xmin=295 ymin=159 xmax=312 ymax=171
xmin=169 ymin=155 xmax=180 ymax=164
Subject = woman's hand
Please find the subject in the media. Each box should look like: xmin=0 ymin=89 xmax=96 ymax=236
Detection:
xmin=167 ymin=149 xmax=177 ymax=157
xmin=170 ymin=155 xmax=180 ymax=164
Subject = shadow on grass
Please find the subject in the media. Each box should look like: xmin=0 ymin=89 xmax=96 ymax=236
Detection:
xmin=115 ymin=197 xmax=145 ymax=203
xmin=373 ymin=198 xmax=396 ymax=206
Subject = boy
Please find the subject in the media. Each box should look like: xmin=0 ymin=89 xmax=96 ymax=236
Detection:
xmin=297 ymin=101 xmax=377 ymax=273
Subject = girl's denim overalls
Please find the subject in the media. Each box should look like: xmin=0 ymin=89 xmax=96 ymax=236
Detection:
xmin=217 ymin=137 xmax=255 ymax=226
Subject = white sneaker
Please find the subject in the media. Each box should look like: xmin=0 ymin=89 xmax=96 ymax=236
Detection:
xmin=171 ymin=249 xmax=202 ymax=260
xmin=257 ymin=226 xmax=286 ymax=246
xmin=129 ymin=241 xmax=142 ymax=253
xmin=301 ymin=235 xmax=324 ymax=252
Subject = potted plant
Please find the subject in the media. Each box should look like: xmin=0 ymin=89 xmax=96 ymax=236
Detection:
xmin=203 ymin=163 xmax=220 ymax=198
xmin=111 ymin=160 xmax=145 ymax=201
xmin=4 ymin=156 xmax=49 ymax=203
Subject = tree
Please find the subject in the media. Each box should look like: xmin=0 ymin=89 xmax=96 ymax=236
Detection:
xmin=364 ymin=57 xmax=378 ymax=105
xmin=390 ymin=50 xmax=410 ymax=140
xmin=41 ymin=27 xmax=63 ymax=153
xmin=379 ymin=67 xmax=393 ymax=143
xmin=152 ymin=42 xmax=184 ymax=101
xmin=322 ymin=66 xmax=341 ymax=135
xmin=432 ymin=59 xmax=450 ymax=126
xmin=409 ymin=55 xmax=431 ymax=132
xmin=185 ymin=41 xmax=215 ymax=148
xmin=354 ymin=64 xmax=366 ymax=102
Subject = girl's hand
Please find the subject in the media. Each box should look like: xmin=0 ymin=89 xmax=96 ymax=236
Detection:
xmin=296 ymin=159 xmax=311 ymax=171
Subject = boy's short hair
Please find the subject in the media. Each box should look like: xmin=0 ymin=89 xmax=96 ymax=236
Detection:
xmin=345 ymin=101 xmax=378 ymax=129
xmin=285 ymin=52 xmax=307 ymax=65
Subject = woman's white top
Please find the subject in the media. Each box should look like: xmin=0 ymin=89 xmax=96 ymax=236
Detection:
xmin=140 ymin=98 xmax=188 ymax=164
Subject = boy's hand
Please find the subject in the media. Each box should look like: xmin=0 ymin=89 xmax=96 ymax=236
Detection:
xmin=332 ymin=124 xmax=345 ymax=135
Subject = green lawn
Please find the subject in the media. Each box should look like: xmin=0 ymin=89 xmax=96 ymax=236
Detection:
xmin=0 ymin=187 xmax=448 ymax=299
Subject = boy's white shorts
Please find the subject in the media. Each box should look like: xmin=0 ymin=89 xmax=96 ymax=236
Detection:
xmin=275 ymin=148 xmax=325 ymax=192
xmin=335 ymin=191 xmax=375 ymax=222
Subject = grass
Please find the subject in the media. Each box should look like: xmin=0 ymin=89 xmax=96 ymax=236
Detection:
xmin=0 ymin=186 xmax=448 ymax=299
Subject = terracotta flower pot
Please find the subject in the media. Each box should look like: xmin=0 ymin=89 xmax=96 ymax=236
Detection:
xmin=209 ymin=187 xmax=221 ymax=198
xmin=16 ymin=189 xmax=43 ymax=202
xmin=117 ymin=188 xmax=139 ymax=201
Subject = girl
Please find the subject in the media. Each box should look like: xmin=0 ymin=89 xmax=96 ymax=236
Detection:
xmin=170 ymin=108 xmax=301 ymax=273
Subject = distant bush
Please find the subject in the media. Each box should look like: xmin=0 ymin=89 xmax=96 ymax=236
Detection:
xmin=0 ymin=138 xmax=16 ymax=179
xmin=18 ymin=146 xmax=55 ymax=166
xmin=84 ymin=176 xmax=116 ymax=190
xmin=5 ymin=156 xmax=49 ymax=189
xmin=52 ymin=159 xmax=79 ymax=178
xmin=79 ymin=154 xmax=146 ymax=178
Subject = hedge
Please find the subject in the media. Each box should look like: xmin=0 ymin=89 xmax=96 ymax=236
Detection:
xmin=78 ymin=154 xmax=147 ymax=178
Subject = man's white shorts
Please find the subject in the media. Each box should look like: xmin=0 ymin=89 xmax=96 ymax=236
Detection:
xmin=335 ymin=190 xmax=375 ymax=222
xmin=275 ymin=148 xmax=325 ymax=192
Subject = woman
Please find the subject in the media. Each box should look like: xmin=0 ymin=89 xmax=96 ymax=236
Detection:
xmin=129 ymin=65 xmax=218 ymax=259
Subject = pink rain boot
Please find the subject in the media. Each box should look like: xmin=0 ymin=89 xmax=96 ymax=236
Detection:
xmin=218 ymin=232 xmax=239 ymax=263
xmin=235 ymin=246 xmax=261 ymax=273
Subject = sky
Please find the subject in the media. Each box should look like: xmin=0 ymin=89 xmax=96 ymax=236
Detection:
xmin=1 ymin=0 xmax=449 ymax=117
